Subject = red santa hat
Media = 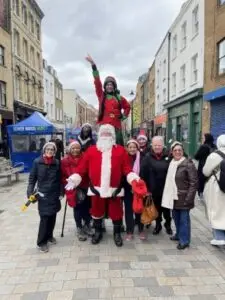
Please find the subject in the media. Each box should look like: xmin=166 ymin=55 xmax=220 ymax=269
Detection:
xmin=68 ymin=140 xmax=81 ymax=153
xmin=137 ymin=130 xmax=148 ymax=141
xmin=98 ymin=124 xmax=116 ymax=141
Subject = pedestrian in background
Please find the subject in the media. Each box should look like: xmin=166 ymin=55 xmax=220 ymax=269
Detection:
xmin=162 ymin=142 xmax=198 ymax=250
xmin=203 ymin=134 xmax=225 ymax=246
xmin=27 ymin=142 xmax=61 ymax=253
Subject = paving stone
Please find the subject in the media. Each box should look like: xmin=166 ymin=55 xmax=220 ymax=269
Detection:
xmin=86 ymin=278 xmax=110 ymax=288
xmin=148 ymin=286 xmax=175 ymax=297
xmin=13 ymin=283 xmax=38 ymax=294
xmin=0 ymin=284 xmax=15 ymax=295
xmin=110 ymin=278 xmax=133 ymax=287
xmin=137 ymin=255 xmax=159 ymax=262
xmin=190 ymin=261 xmax=213 ymax=268
xmin=99 ymin=287 xmax=125 ymax=298
xmin=21 ymin=292 xmax=49 ymax=300
xmin=72 ymin=288 xmax=99 ymax=300
xmin=38 ymin=281 xmax=63 ymax=292
xmin=76 ymin=270 xmax=98 ymax=279
xmin=157 ymin=276 xmax=181 ymax=286
xmin=53 ymin=271 xmax=77 ymax=281
xmin=133 ymin=277 xmax=158 ymax=287
xmin=124 ymin=287 xmax=150 ymax=297
xmin=47 ymin=291 xmax=73 ymax=300
xmin=36 ymin=259 xmax=59 ymax=267
xmin=78 ymin=256 xmax=99 ymax=264
xmin=190 ymin=296 xmax=217 ymax=300
xmin=173 ymin=286 xmax=199 ymax=296
xmin=163 ymin=268 xmax=188 ymax=277
xmin=108 ymin=262 xmax=130 ymax=270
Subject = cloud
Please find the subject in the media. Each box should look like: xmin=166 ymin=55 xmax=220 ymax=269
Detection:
xmin=37 ymin=0 xmax=185 ymax=106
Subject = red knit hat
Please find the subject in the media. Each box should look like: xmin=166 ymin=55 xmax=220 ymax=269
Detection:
xmin=137 ymin=130 xmax=148 ymax=141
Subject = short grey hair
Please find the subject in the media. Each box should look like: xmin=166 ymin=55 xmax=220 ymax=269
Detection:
xmin=152 ymin=136 xmax=164 ymax=146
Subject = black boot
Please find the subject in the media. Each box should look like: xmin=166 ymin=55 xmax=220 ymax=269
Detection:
xmin=113 ymin=220 xmax=123 ymax=247
xmin=153 ymin=223 xmax=162 ymax=235
xmin=92 ymin=219 xmax=103 ymax=245
xmin=164 ymin=221 xmax=173 ymax=235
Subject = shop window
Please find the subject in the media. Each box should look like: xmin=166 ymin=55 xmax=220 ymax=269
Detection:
xmin=181 ymin=115 xmax=188 ymax=142
xmin=218 ymin=39 xmax=225 ymax=75
xmin=0 ymin=81 xmax=6 ymax=107
xmin=171 ymin=118 xmax=176 ymax=141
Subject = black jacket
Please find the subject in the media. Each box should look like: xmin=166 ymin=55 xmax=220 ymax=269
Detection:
xmin=27 ymin=157 xmax=61 ymax=216
xmin=140 ymin=149 xmax=171 ymax=202
xmin=78 ymin=136 xmax=96 ymax=152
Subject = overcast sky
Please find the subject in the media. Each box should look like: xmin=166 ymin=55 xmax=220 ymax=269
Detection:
xmin=37 ymin=0 xmax=185 ymax=107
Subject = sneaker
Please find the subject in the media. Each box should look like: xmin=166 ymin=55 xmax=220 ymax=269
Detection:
xmin=83 ymin=224 xmax=94 ymax=236
xmin=48 ymin=237 xmax=57 ymax=245
xmin=210 ymin=239 xmax=225 ymax=246
xmin=139 ymin=232 xmax=147 ymax=241
xmin=39 ymin=244 xmax=49 ymax=253
xmin=77 ymin=228 xmax=87 ymax=241
xmin=125 ymin=233 xmax=133 ymax=241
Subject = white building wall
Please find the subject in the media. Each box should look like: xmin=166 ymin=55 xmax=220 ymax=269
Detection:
xmin=155 ymin=34 xmax=169 ymax=116
xmin=63 ymin=89 xmax=78 ymax=129
xmin=43 ymin=67 xmax=55 ymax=121
xmin=169 ymin=0 xmax=204 ymax=102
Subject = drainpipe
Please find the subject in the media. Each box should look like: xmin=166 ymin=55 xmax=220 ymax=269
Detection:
xmin=167 ymin=31 xmax=171 ymax=103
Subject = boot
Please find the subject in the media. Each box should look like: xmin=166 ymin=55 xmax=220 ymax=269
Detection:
xmin=113 ymin=220 xmax=123 ymax=247
xmin=91 ymin=219 xmax=103 ymax=245
xmin=164 ymin=221 xmax=173 ymax=235
xmin=153 ymin=222 xmax=162 ymax=235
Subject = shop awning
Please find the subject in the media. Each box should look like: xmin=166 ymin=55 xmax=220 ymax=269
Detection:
xmin=204 ymin=86 xmax=225 ymax=101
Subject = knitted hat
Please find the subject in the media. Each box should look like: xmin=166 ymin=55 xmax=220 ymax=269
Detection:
xmin=127 ymin=139 xmax=140 ymax=149
xmin=171 ymin=141 xmax=183 ymax=151
xmin=68 ymin=140 xmax=81 ymax=153
xmin=104 ymin=76 xmax=117 ymax=90
xmin=137 ymin=130 xmax=148 ymax=141
xmin=43 ymin=142 xmax=57 ymax=153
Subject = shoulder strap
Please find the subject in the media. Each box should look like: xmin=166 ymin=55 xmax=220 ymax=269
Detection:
xmin=216 ymin=150 xmax=225 ymax=160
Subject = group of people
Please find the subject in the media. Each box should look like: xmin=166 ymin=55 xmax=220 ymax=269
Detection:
xmin=27 ymin=54 xmax=225 ymax=254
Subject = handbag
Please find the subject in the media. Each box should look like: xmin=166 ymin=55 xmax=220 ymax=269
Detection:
xmin=141 ymin=195 xmax=158 ymax=225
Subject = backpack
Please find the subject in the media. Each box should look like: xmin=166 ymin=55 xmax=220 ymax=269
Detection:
xmin=213 ymin=150 xmax=225 ymax=193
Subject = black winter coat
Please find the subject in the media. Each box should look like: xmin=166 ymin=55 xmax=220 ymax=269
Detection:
xmin=78 ymin=136 xmax=96 ymax=152
xmin=27 ymin=157 xmax=61 ymax=216
xmin=140 ymin=150 xmax=171 ymax=203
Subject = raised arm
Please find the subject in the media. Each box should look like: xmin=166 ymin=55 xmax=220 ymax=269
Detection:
xmin=85 ymin=54 xmax=103 ymax=101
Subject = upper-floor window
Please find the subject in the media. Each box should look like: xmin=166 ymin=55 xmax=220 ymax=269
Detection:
xmin=36 ymin=52 xmax=41 ymax=72
xmin=23 ymin=38 xmax=28 ymax=62
xmin=163 ymin=88 xmax=166 ymax=103
xmin=192 ymin=5 xmax=199 ymax=37
xmin=163 ymin=59 xmax=166 ymax=80
xmin=36 ymin=22 xmax=40 ymax=41
xmin=13 ymin=0 xmax=20 ymax=16
xmin=30 ymin=46 xmax=35 ymax=67
xmin=172 ymin=34 xmax=177 ymax=59
xmin=0 ymin=46 xmax=5 ymax=66
xmin=191 ymin=54 xmax=198 ymax=83
xmin=29 ymin=13 xmax=34 ymax=33
xmin=180 ymin=64 xmax=186 ymax=90
xmin=218 ymin=39 xmax=225 ymax=75
xmin=181 ymin=21 xmax=187 ymax=50
xmin=172 ymin=72 xmax=176 ymax=96
xmin=0 ymin=81 xmax=6 ymax=107
xmin=14 ymin=29 xmax=20 ymax=56
xmin=22 ymin=3 xmax=28 ymax=25
xmin=45 ymin=79 xmax=49 ymax=93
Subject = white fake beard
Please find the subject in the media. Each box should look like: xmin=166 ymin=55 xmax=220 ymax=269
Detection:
xmin=97 ymin=137 xmax=114 ymax=152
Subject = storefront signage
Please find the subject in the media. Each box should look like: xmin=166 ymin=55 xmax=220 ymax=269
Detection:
xmin=13 ymin=126 xmax=47 ymax=132
xmin=154 ymin=114 xmax=167 ymax=125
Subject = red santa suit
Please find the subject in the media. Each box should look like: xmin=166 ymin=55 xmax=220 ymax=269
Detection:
xmin=69 ymin=144 xmax=138 ymax=221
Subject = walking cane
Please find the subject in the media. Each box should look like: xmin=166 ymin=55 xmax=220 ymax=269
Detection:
xmin=61 ymin=200 xmax=68 ymax=237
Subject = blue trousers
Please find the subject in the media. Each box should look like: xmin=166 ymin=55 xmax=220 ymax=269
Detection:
xmin=212 ymin=229 xmax=225 ymax=240
xmin=172 ymin=209 xmax=191 ymax=246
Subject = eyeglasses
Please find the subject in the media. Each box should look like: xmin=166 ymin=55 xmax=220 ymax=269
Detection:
xmin=46 ymin=148 xmax=55 ymax=152
xmin=173 ymin=149 xmax=183 ymax=153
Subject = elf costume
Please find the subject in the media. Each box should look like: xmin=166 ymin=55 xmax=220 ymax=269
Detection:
xmin=91 ymin=64 xmax=130 ymax=145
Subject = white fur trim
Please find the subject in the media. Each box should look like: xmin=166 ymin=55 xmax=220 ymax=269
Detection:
xmin=137 ymin=135 xmax=147 ymax=141
xmin=127 ymin=172 xmax=140 ymax=185
xmin=69 ymin=173 xmax=82 ymax=187
xmin=87 ymin=186 xmax=124 ymax=198
xmin=100 ymin=149 xmax=112 ymax=196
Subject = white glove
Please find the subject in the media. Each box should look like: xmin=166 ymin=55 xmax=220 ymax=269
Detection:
xmin=65 ymin=178 xmax=76 ymax=190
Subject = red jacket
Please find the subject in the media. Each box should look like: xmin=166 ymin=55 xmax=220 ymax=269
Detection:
xmin=93 ymin=68 xmax=130 ymax=129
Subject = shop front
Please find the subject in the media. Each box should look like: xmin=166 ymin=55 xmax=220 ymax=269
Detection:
xmin=204 ymin=86 xmax=225 ymax=139
xmin=154 ymin=113 xmax=167 ymax=139
xmin=165 ymin=89 xmax=203 ymax=157
xmin=14 ymin=100 xmax=45 ymax=122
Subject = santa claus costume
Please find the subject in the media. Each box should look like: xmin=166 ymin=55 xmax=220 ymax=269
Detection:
xmin=66 ymin=124 xmax=147 ymax=247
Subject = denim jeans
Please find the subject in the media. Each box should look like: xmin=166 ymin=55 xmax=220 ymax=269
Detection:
xmin=212 ymin=229 xmax=225 ymax=241
xmin=172 ymin=209 xmax=191 ymax=245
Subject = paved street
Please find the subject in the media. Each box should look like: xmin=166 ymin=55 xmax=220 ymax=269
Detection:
xmin=0 ymin=175 xmax=225 ymax=300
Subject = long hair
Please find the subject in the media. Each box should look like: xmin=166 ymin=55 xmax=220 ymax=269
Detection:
xmin=98 ymin=90 xmax=122 ymax=122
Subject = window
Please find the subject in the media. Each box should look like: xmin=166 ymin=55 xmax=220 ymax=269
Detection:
xmin=22 ymin=3 xmax=28 ymax=25
xmin=14 ymin=30 xmax=20 ymax=56
xmin=172 ymin=35 xmax=177 ymax=59
xmin=0 ymin=46 xmax=5 ymax=66
xmin=157 ymin=69 xmax=160 ymax=87
xmin=218 ymin=39 xmax=225 ymax=75
xmin=23 ymin=39 xmax=28 ymax=62
xmin=192 ymin=5 xmax=199 ymax=36
xmin=0 ymin=81 xmax=6 ymax=106
xmin=163 ymin=88 xmax=166 ymax=103
xmin=36 ymin=52 xmax=41 ymax=71
xmin=163 ymin=59 xmax=166 ymax=80
xmin=15 ymin=66 xmax=21 ymax=100
xmin=13 ymin=0 xmax=20 ymax=16
xmin=50 ymin=82 xmax=53 ymax=95
xmin=191 ymin=54 xmax=198 ymax=83
xmin=0 ymin=0 xmax=10 ymax=30
xmin=36 ymin=22 xmax=40 ymax=40
xmin=24 ymin=72 xmax=29 ymax=102
xmin=46 ymin=102 xmax=49 ymax=114
xmin=45 ymin=79 xmax=49 ymax=93
xmin=172 ymin=72 xmax=176 ymax=96
xmin=180 ymin=64 xmax=186 ymax=90
xmin=181 ymin=21 xmax=187 ymax=49
xmin=51 ymin=104 xmax=53 ymax=118
xmin=30 ymin=47 xmax=35 ymax=67
xmin=29 ymin=14 xmax=34 ymax=33
xmin=157 ymin=94 xmax=160 ymax=113
xmin=31 ymin=76 xmax=36 ymax=104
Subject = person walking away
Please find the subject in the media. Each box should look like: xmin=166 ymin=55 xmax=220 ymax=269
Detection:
xmin=27 ymin=142 xmax=61 ymax=253
xmin=85 ymin=54 xmax=130 ymax=146
xmin=140 ymin=136 xmax=172 ymax=235
xmin=124 ymin=139 xmax=146 ymax=241
xmin=203 ymin=134 xmax=225 ymax=246
xmin=78 ymin=123 xmax=96 ymax=152
xmin=61 ymin=141 xmax=93 ymax=241
xmin=194 ymin=133 xmax=217 ymax=199
xmin=162 ymin=142 xmax=198 ymax=250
